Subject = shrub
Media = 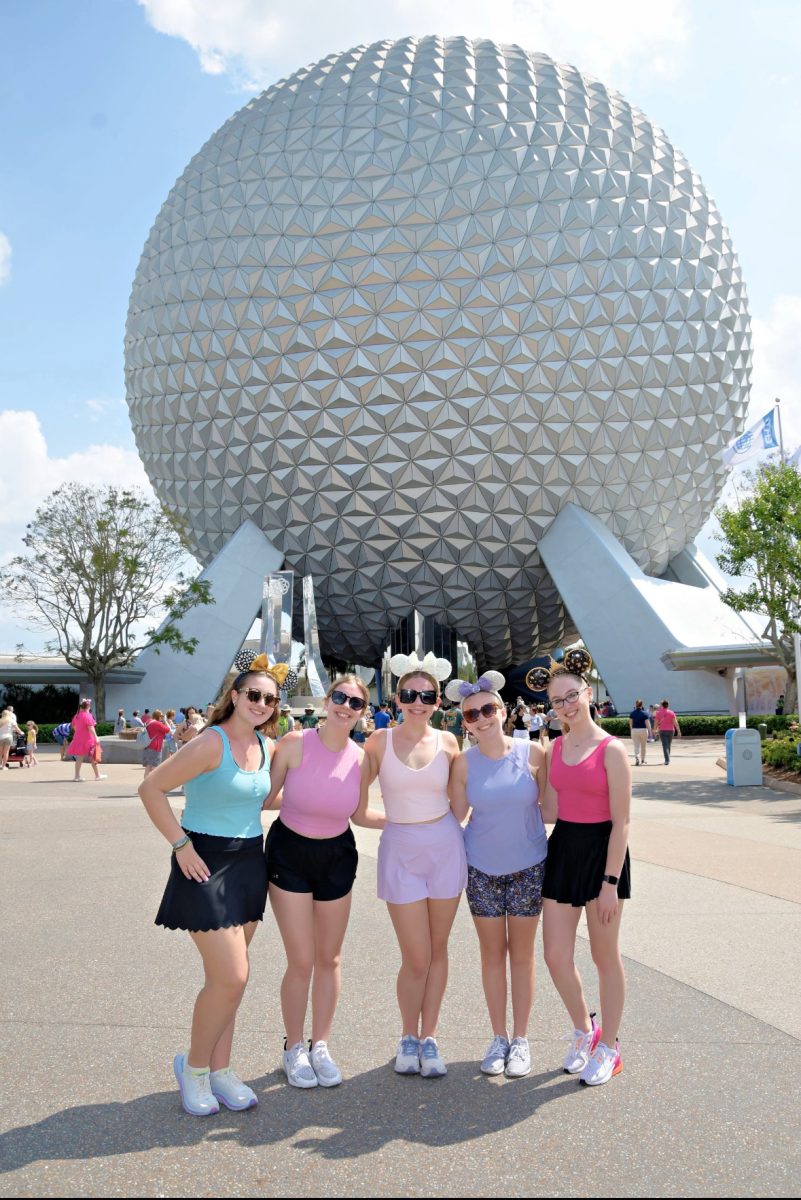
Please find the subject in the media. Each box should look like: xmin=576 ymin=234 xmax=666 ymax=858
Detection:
xmin=598 ymin=714 xmax=797 ymax=737
xmin=35 ymin=721 xmax=115 ymax=743
xmin=762 ymin=737 xmax=801 ymax=774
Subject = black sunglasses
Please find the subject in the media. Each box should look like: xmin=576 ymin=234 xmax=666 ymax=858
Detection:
xmin=398 ymin=688 xmax=438 ymax=705
xmin=330 ymin=690 xmax=367 ymax=712
xmin=241 ymin=688 xmax=279 ymax=706
xmin=462 ymin=703 xmax=500 ymax=724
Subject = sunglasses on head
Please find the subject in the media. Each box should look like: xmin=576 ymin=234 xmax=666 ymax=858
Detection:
xmin=398 ymin=688 xmax=438 ymax=705
xmin=462 ymin=702 xmax=500 ymax=724
xmin=240 ymin=687 xmax=279 ymax=706
xmin=329 ymin=690 xmax=367 ymax=712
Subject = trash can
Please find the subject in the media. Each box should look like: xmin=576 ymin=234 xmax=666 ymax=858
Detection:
xmin=757 ymin=723 xmax=768 ymax=741
xmin=725 ymin=728 xmax=762 ymax=786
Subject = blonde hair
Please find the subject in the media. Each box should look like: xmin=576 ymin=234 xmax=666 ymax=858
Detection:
xmin=209 ymin=670 xmax=280 ymax=737
xmin=397 ymin=670 xmax=439 ymax=694
xmin=326 ymin=674 xmax=370 ymax=706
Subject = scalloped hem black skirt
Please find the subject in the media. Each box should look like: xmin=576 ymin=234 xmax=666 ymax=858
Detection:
xmin=155 ymin=830 xmax=267 ymax=932
xmin=542 ymin=819 xmax=631 ymax=908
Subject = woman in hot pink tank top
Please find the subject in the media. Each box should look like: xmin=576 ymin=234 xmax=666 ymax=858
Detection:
xmin=263 ymin=676 xmax=385 ymax=1089
xmin=539 ymin=650 xmax=632 ymax=1089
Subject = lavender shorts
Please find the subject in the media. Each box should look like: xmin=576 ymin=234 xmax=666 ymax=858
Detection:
xmin=377 ymin=812 xmax=468 ymax=904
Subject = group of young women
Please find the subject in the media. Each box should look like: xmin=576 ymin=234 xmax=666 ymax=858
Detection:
xmin=139 ymin=647 xmax=631 ymax=1117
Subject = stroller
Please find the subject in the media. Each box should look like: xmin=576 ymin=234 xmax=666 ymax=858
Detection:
xmin=7 ymin=732 xmax=27 ymax=767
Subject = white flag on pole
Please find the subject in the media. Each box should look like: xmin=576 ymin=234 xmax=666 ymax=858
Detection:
xmin=723 ymin=409 xmax=779 ymax=466
xmin=789 ymin=445 xmax=801 ymax=467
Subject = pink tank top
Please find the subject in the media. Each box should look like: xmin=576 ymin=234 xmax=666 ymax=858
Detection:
xmin=280 ymin=729 xmax=362 ymax=838
xmin=549 ymin=736 xmax=614 ymax=823
xmin=378 ymin=727 xmax=450 ymax=823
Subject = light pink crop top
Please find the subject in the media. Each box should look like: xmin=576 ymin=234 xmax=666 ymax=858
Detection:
xmin=280 ymin=729 xmax=362 ymax=838
xmin=378 ymin=728 xmax=450 ymax=823
xmin=549 ymin=736 xmax=614 ymax=823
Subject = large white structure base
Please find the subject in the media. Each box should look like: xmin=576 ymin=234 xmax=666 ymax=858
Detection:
xmin=538 ymin=504 xmax=775 ymax=713
xmin=105 ymin=521 xmax=283 ymax=714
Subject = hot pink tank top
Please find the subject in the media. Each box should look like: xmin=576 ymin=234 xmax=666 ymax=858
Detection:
xmin=280 ymin=729 xmax=362 ymax=838
xmin=549 ymin=736 xmax=614 ymax=823
xmin=378 ymin=728 xmax=450 ymax=823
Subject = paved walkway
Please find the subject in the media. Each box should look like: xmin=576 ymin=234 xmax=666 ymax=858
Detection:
xmin=1 ymin=740 xmax=799 ymax=1197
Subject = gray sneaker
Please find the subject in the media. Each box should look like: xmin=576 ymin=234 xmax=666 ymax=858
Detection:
xmin=504 ymin=1037 xmax=531 ymax=1078
xmin=309 ymin=1040 xmax=342 ymax=1087
xmin=480 ymin=1034 xmax=510 ymax=1075
xmin=282 ymin=1040 xmax=318 ymax=1088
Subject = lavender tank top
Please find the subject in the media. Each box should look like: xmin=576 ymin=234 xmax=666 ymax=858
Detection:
xmin=280 ymin=729 xmax=362 ymax=838
xmin=378 ymin=728 xmax=450 ymax=823
xmin=463 ymin=739 xmax=547 ymax=874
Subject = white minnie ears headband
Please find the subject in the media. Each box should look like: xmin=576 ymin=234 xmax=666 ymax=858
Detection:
xmin=389 ymin=651 xmax=452 ymax=683
xmin=445 ymin=670 xmax=506 ymax=703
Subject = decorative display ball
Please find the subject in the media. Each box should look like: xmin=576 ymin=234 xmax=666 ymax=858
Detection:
xmin=126 ymin=36 xmax=751 ymax=670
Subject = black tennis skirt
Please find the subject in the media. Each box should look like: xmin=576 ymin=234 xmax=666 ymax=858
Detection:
xmin=155 ymin=830 xmax=267 ymax=932
xmin=542 ymin=819 xmax=631 ymax=908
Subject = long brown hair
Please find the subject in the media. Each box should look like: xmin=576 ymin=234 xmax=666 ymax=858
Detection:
xmin=208 ymin=670 xmax=280 ymax=737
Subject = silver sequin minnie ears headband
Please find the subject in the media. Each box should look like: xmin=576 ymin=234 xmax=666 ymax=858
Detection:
xmin=525 ymin=648 xmax=593 ymax=692
xmin=389 ymin=651 xmax=453 ymax=682
xmin=444 ymin=670 xmax=506 ymax=703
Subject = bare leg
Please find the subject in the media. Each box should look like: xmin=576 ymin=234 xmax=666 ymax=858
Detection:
xmin=73 ymin=755 xmax=85 ymax=781
xmin=269 ymin=885 xmax=315 ymax=1046
xmin=187 ymin=925 xmax=252 ymax=1068
xmin=472 ymin=916 xmax=509 ymax=1036
xmin=387 ymin=900 xmax=432 ymax=1036
xmin=507 ymin=915 xmax=539 ymax=1039
xmin=542 ymin=900 xmax=592 ymax=1032
xmin=420 ymin=896 xmax=461 ymax=1039
xmin=310 ymin=892 xmax=353 ymax=1043
xmin=585 ymin=899 xmax=626 ymax=1042
xmin=204 ymin=922 xmax=259 ymax=1071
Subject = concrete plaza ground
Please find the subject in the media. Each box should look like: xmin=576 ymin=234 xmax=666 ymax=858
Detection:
xmin=1 ymin=739 xmax=800 ymax=1197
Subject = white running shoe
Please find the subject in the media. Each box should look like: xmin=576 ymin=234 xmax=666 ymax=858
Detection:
xmin=210 ymin=1067 xmax=258 ymax=1110
xmin=504 ymin=1037 xmax=531 ymax=1078
xmin=419 ymin=1037 xmax=447 ymax=1078
xmin=562 ymin=1013 xmax=601 ymax=1074
xmin=480 ymin=1034 xmax=510 ymax=1075
xmin=309 ymin=1041 xmax=343 ymax=1087
xmin=394 ymin=1034 xmax=421 ymax=1074
xmin=282 ymin=1040 xmax=318 ymax=1088
xmin=579 ymin=1040 xmax=622 ymax=1087
xmin=173 ymin=1053 xmax=220 ymax=1117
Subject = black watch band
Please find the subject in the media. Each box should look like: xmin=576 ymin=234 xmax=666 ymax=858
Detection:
xmin=602 ymin=873 xmax=619 ymax=886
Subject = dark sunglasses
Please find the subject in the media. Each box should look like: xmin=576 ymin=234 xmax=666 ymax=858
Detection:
xmin=398 ymin=688 xmax=438 ymax=705
xmin=241 ymin=688 xmax=279 ymax=706
xmin=462 ymin=703 xmax=500 ymax=724
xmin=330 ymin=690 xmax=367 ymax=712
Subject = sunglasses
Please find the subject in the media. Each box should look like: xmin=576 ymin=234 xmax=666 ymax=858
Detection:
xmin=550 ymin=687 xmax=589 ymax=709
xmin=241 ymin=688 xmax=279 ymax=706
xmin=329 ymin=690 xmax=367 ymax=712
xmin=398 ymin=688 xmax=438 ymax=705
xmin=462 ymin=703 xmax=500 ymax=724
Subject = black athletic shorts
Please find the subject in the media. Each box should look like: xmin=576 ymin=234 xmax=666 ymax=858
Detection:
xmin=265 ymin=817 xmax=358 ymax=901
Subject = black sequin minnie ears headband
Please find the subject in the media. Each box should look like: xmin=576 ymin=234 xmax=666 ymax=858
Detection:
xmin=525 ymin=648 xmax=593 ymax=691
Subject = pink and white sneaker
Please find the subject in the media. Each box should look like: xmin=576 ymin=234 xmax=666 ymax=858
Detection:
xmin=562 ymin=1012 xmax=601 ymax=1074
xmin=579 ymin=1039 xmax=622 ymax=1086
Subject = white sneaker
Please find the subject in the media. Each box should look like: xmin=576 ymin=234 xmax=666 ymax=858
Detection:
xmin=210 ymin=1067 xmax=258 ymax=1110
xmin=562 ymin=1013 xmax=601 ymax=1074
xmin=480 ymin=1034 xmax=510 ymax=1075
xmin=309 ymin=1041 xmax=342 ymax=1087
xmin=419 ymin=1036 xmax=447 ymax=1078
xmin=282 ymin=1040 xmax=318 ymax=1088
xmin=394 ymin=1034 xmax=421 ymax=1074
xmin=94 ymin=774 xmax=108 ymax=780
xmin=579 ymin=1040 xmax=622 ymax=1087
xmin=504 ymin=1037 xmax=531 ymax=1078
xmin=173 ymin=1053 xmax=220 ymax=1117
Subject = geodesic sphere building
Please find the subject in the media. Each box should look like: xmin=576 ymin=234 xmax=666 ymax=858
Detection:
xmin=126 ymin=36 xmax=751 ymax=669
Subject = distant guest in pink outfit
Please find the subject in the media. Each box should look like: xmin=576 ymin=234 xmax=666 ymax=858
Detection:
xmin=67 ymin=698 xmax=106 ymax=782
xmin=653 ymin=700 xmax=682 ymax=764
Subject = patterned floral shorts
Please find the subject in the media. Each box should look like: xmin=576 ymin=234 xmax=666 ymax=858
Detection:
xmin=466 ymin=858 xmax=546 ymax=918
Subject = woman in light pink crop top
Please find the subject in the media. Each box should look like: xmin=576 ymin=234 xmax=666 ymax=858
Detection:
xmin=540 ymin=657 xmax=632 ymax=1088
xmin=364 ymin=669 xmax=466 ymax=1078
xmin=263 ymin=675 xmax=385 ymax=1089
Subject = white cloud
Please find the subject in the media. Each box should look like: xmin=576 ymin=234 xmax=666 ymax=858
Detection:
xmin=749 ymin=293 xmax=801 ymax=453
xmin=0 ymin=233 xmax=11 ymax=286
xmin=138 ymin=0 xmax=689 ymax=94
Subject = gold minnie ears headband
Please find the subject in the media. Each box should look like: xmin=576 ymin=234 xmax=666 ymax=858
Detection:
xmin=236 ymin=651 xmax=293 ymax=687
xmin=525 ymin=648 xmax=593 ymax=692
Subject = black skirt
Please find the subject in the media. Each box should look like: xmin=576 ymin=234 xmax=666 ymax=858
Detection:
xmin=542 ymin=819 xmax=631 ymax=908
xmin=155 ymin=830 xmax=267 ymax=932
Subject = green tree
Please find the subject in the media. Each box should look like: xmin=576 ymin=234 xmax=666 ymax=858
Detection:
xmin=0 ymin=484 xmax=212 ymax=719
xmin=716 ymin=461 xmax=801 ymax=713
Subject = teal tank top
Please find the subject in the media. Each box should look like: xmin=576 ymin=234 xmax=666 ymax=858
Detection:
xmin=182 ymin=727 xmax=271 ymax=839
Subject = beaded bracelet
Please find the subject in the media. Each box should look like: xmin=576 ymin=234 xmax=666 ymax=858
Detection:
xmin=171 ymin=834 xmax=191 ymax=852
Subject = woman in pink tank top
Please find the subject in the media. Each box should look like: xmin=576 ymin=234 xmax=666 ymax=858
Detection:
xmin=538 ymin=650 xmax=632 ymax=1089
xmin=364 ymin=656 xmax=466 ymax=1079
xmin=263 ymin=675 xmax=385 ymax=1089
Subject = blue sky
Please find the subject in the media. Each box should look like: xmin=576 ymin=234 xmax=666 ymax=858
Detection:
xmin=1 ymin=0 xmax=800 ymax=651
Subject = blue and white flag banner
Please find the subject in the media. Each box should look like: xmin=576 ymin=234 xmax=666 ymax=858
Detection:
xmin=723 ymin=409 xmax=779 ymax=467
xmin=788 ymin=445 xmax=801 ymax=467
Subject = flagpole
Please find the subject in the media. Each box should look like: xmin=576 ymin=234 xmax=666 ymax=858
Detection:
xmin=775 ymin=397 xmax=786 ymax=462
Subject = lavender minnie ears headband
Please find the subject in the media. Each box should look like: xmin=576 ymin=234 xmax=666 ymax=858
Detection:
xmin=525 ymin=648 xmax=593 ymax=692
xmin=389 ymin=651 xmax=453 ymax=682
xmin=444 ymin=670 xmax=506 ymax=703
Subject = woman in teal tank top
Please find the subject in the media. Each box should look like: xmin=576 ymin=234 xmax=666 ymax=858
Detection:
xmin=140 ymin=655 xmax=280 ymax=1118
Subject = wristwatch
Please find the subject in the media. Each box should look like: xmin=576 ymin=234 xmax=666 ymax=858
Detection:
xmin=602 ymin=873 xmax=619 ymax=886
